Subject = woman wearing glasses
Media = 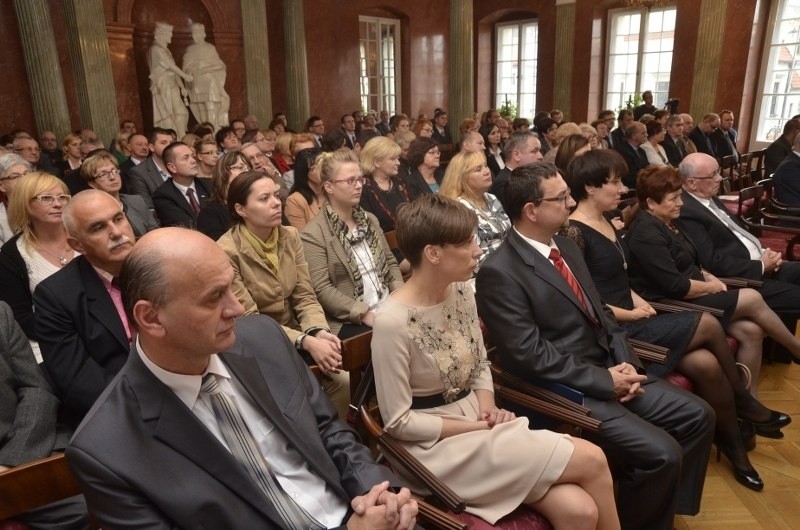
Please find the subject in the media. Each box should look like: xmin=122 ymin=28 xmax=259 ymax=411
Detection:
xmin=194 ymin=139 xmax=219 ymax=179
xmin=197 ymin=150 xmax=252 ymax=241
xmin=218 ymin=170 xmax=350 ymax=418
xmin=285 ymin=148 xmax=324 ymax=230
xmin=440 ymin=150 xmax=510 ymax=268
xmin=0 ymin=172 xmax=74 ymax=362
xmin=301 ymin=149 xmax=403 ymax=339
xmin=0 ymin=154 xmax=32 ymax=245
xmin=80 ymin=151 xmax=158 ymax=238
xmin=404 ymin=137 xmax=444 ymax=196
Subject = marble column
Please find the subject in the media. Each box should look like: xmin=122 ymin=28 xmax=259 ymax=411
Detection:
xmin=63 ymin=0 xmax=120 ymax=147
xmin=449 ymin=0 xmax=474 ymax=124
xmin=283 ymin=0 xmax=310 ymax=132
xmin=690 ymin=0 xmax=728 ymax=118
xmin=13 ymin=0 xmax=71 ymax=138
xmin=240 ymin=0 xmax=272 ymax=127
xmin=554 ymin=0 xmax=576 ymax=118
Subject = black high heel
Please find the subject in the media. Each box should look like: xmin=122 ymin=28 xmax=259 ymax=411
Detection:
xmin=738 ymin=410 xmax=791 ymax=439
xmin=716 ymin=445 xmax=764 ymax=492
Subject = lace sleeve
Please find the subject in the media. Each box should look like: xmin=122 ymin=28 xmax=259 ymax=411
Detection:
xmin=560 ymin=224 xmax=585 ymax=254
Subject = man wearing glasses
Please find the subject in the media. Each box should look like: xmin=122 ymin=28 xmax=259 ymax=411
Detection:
xmin=477 ymin=162 xmax=714 ymax=530
xmin=677 ymin=152 xmax=800 ymax=319
xmin=12 ymin=136 xmax=57 ymax=176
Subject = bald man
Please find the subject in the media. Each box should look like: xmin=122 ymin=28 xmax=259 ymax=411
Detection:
xmin=66 ymin=228 xmax=418 ymax=529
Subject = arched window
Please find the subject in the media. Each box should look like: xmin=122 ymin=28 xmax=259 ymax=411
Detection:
xmin=753 ymin=0 xmax=800 ymax=143
xmin=604 ymin=6 xmax=676 ymax=110
xmin=495 ymin=19 xmax=538 ymax=119
xmin=359 ymin=16 xmax=401 ymax=115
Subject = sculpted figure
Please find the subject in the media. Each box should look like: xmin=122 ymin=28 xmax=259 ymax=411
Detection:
xmin=148 ymin=22 xmax=191 ymax=138
xmin=183 ymin=23 xmax=230 ymax=130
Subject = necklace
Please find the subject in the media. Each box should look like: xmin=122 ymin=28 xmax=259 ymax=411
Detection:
xmin=376 ymin=177 xmax=394 ymax=192
xmin=37 ymin=243 xmax=71 ymax=267
xmin=611 ymin=237 xmax=628 ymax=270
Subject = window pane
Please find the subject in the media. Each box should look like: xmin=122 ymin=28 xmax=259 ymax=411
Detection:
xmin=359 ymin=16 xmax=399 ymax=114
xmin=495 ymin=20 xmax=538 ymax=118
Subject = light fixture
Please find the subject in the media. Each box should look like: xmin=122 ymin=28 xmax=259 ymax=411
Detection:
xmin=623 ymin=0 xmax=670 ymax=9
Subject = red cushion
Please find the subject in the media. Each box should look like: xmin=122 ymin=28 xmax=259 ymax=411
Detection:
xmin=664 ymin=372 xmax=694 ymax=392
xmin=451 ymin=505 xmax=553 ymax=529
xmin=0 ymin=521 xmax=31 ymax=530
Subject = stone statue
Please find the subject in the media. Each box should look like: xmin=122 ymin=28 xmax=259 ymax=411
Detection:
xmin=148 ymin=22 xmax=192 ymax=138
xmin=182 ymin=23 xmax=230 ymax=130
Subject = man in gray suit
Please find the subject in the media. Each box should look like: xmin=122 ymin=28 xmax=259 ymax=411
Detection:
xmin=476 ymin=163 xmax=714 ymax=530
xmin=66 ymin=228 xmax=417 ymax=529
xmin=127 ymin=127 xmax=175 ymax=209
xmin=0 ymin=301 xmax=89 ymax=528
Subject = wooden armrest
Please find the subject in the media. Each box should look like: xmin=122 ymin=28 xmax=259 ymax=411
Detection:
xmin=651 ymin=299 xmax=725 ymax=319
xmin=376 ymin=433 xmax=467 ymax=513
xmin=494 ymin=385 xmax=602 ymax=433
xmin=490 ymin=366 xmax=591 ymax=416
xmin=416 ymin=499 xmax=468 ymax=530
xmin=720 ymin=276 xmax=763 ymax=289
xmin=628 ymin=338 xmax=668 ymax=364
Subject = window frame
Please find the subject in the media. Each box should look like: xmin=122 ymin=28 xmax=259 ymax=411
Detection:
xmin=494 ymin=18 xmax=539 ymax=120
xmin=358 ymin=15 xmax=401 ymax=116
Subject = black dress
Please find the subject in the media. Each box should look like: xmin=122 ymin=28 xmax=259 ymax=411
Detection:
xmin=626 ymin=211 xmax=739 ymax=327
xmin=567 ymin=220 xmax=700 ymax=377
xmin=359 ymin=176 xmax=416 ymax=232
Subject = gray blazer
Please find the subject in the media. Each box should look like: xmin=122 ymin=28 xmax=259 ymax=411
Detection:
xmin=127 ymin=157 xmax=166 ymax=209
xmin=66 ymin=314 xmax=398 ymax=529
xmin=301 ymin=210 xmax=403 ymax=334
xmin=0 ymin=301 xmax=67 ymax=467
xmin=120 ymin=193 xmax=159 ymax=238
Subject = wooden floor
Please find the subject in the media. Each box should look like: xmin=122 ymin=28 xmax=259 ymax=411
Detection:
xmin=675 ymin=360 xmax=800 ymax=529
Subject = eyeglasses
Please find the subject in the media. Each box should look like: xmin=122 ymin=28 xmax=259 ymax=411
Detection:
xmin=690 ymin=168 xmax=721 ymax=180
xmin=228 ymin=163 xmax=250 ymax=172
xmin=426 ymin=149 xmax=441 ymax=156
xmin=199 ymin=150 xmax=218 ymax=156
xmin=421 ymin=128 xmax=433 ymax=133
xmin=16 ymin=146 xmax=40 ymax=153
xmin=0 ymin=170 xmax=30 ymax=182
xmin=92 ymin=168 xmax=121 ymax=182
xmin=539 ymin=191 xmax=572 ymax=204
xmin=247 ymin=153 xmax=268 ymax=162
xmin=32 ymin=194 xmax=71 ymax=205
xmin=331 ymin=176 xmax=367 ymax=187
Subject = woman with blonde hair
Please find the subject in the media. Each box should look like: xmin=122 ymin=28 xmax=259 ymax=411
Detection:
xmin=359 ymin=136 xmax=416 ymax=232
xmin=58 ymin=133 xmax=83 ymax=176
xmin=301 ymin=148 xmax=403 ymax=338
xmin=440 ymin=150 xmax=510 ymax=267
xmin=272 ymin=131 xmax=294 ymax=174
xmin=0 ymin=172 xmax=74 ymax=360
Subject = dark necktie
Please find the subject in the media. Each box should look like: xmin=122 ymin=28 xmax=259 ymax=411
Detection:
xmin=705 ymin=134 xmax=716 ymax=155
xmin=549 ymin=248 xmax=595 ymax=324
xmin=201 ymin=374 xmax=325 ymax=530
xmin=676 ymin=137 xmax=686 ymax=159
xmin=186 ymin=188 xmax=201 ymax=217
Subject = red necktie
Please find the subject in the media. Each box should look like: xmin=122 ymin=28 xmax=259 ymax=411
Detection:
xmin=186 ymin=188 xmax=201 ymax=217
xmin=549 ymin=248 xmax=593 ymax=320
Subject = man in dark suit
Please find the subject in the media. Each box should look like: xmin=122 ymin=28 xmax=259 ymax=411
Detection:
xmin=0 ymin=301 xmax=90 ymax=529
xmin=65 ymin=228 xmax=417 ymax=529
xmin=34 ymin=190 xmax=135 ymax=428
xmin=376 ymin=110 xmax=392 ymax=136
xmin=772 ymin=135 xmax=800 ymax=206
xmin=119 ymin=133 xmax=150 ymax=189
xmin=617 ymin=122 xmax=650 ymax=188
xmin=431 ymin=109 xmax=453 ymax=145
xmin=152 ymin=142 xmax=211 ymax=228
xmin=307 ymin=115 xmax=325 ymax=148
xmin=609 ymin=109 xmax=634 ymax=153
xmin=127 ymin=128 xmax=175 ymax=209
xmin=765 ymin=119 xmax=800 ymax=178
xmin=341 ymin=114 xmax=357 ymax=149
xmin=676 ymin=152 xmax=800 ymax=314
xmin=661 ymin=114 xmax=687 ymax=166
xmin=688 ymin=113 xmax=721 ymax=157
xmin=476 ymin=163 xmax=714 ymax=530
xmin=714 ymin=110 xmax=740 ymax=162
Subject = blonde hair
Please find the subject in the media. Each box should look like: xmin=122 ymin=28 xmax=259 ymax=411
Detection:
xmin=7 ymin=171 xmax=69 ymax=241
xmin=275 ymin=132 xmax=294 ymax=158
xmin=361 ymin=137 xmax=401 ymax=174
xmin=61 ymin=133 xmax=82 ymax=161
xmin=80 ymin=151 xmax=119 ymax=182
xmin=393 ymin=131 xmax=416 ymax=150
xmin=439 ymin=150 xmax=488 ymax=206
xmin=317 ymin=149 xmax=360 ymax=196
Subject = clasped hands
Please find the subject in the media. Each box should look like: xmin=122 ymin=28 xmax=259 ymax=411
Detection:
xmin=348 ymin=481 xmax=418 ymax=530
xmin=304 ymin=330 xmax=343 ymax=374
xmin=609 ymin=363 xmax=646 ymax=403
xmin=761 ymin=248 xmax=782 ymax=273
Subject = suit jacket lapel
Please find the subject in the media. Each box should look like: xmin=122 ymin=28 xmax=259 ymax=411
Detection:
xmin=221 ymin=352 xmax=349 ymax=499
xmin=167 ymin=180 xmax=194 ymax=217
xmin=79 ymin=259 xmax=128 ymax=349
xmin=146 ymin=158 xmax=163 ymax=192
xmin=125 ymin=352 xmax=286 ymax=524
xmin=507 ymin=231 xmax=595 ymax=323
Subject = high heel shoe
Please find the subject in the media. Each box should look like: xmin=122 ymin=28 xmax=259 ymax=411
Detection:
xmin=716 ymin=445 xmax=764 ymax=492
xmin=738 ymin=409 xmax=791 ymax=431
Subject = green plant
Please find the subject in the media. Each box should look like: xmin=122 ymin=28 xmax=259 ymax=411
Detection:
xmin=499 ymin=99 xmax=518 ymax=120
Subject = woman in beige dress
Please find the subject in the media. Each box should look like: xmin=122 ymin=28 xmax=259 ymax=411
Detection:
xmin=372 ymin=194 xmax=619 ymax=529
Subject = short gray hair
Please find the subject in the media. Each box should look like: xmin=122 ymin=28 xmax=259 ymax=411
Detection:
xmin=0 ymin=153 xmax=31 ymax=177
xmin=119 ymin=241 xmax=170 ymax=328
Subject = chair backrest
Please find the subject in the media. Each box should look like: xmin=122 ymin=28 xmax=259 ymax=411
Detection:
xmin=0 ymin=454 xmax=82 ymax=520
xmin=749 ymin=148 xmax=766 ymax=181
xmin=737 ymin=184 xmax=765 ymax=234
xmin=341 ymin=330 xmax=373 ymax=403
xmin=720 ymin=154 xmax=738 ymax=192
xmin=383 ymin=230 xmax=398 ymax=250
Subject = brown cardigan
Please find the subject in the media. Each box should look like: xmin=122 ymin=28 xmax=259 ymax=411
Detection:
xmin=301 ymin=209 xmax=403 ymax=334
xmin=217 ymin=223 xmax=328 ymax=343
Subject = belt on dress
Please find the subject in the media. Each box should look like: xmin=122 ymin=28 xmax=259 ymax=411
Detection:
xmin=410 ymin=388 xmax=471 ymax=409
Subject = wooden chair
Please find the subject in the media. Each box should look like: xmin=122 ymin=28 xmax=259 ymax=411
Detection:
xmin=340 ymin=329 xmax=373 ymax=403
xmin=748 ymin=148 xmax=767 ymax=181
xmin=0 ymin=453 xmax=95 ymax=529
xmin=738 ymin=184 xmax=800 ymax=261
xmin=719 ymin=154 xmax=739 ymax=193
xmin=383 ymin=230 xmax=412 ymax=280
